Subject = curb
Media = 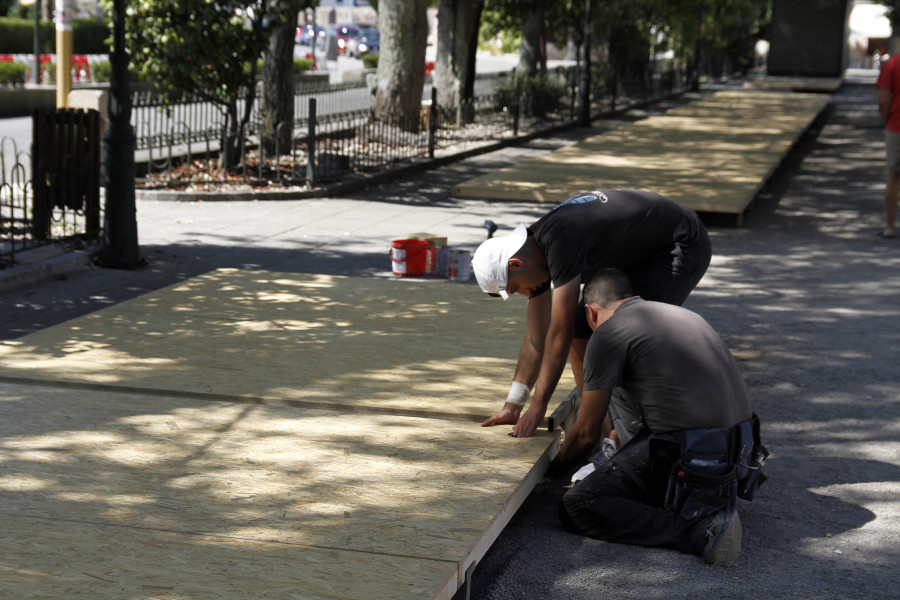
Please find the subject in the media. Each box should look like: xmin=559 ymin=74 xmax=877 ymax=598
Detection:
xmin=0 ymin=247 xmax=96 ymax=295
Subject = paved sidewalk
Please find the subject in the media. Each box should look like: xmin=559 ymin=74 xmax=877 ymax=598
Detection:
xmin=1 ymin=81 xmax=898 ymax=598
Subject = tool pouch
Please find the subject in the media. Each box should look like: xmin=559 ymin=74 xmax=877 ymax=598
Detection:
xmin=664 ymin=427 xmax=737 ymax=521
xmin=663 ymin=414 xmax=769 ymax=520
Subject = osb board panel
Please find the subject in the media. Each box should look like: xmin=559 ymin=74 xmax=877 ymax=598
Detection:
xmin=1 ymin=515 xmax=453 ymax=599
xmin=0 ymin=270 xmax=574 ymax=598
xmin=0 ymin=270 xmax=574 ymax=419
xmin=450 ymin=90 xmax=829 ymax=212
xmin=742 ymin=75 xmax=843 ymax=92
xmin=0 ymin=381 xmax=557 ymax=599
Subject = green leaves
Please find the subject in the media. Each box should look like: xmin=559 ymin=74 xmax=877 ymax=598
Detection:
xmin=102 ymin=0 xmax=272 ymax=112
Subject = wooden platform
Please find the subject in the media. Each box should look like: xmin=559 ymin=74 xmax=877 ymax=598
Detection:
xmin=741 ymin=74 xmax=844 ymax=93
xmin=0 ymin=269 xmax=574 ymax=599
xmin=451 ymin=90 xmax=830 ymax=219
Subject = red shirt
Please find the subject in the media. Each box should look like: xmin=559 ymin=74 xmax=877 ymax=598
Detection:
xmin=877 ymin=54 xmax=900 ymax=133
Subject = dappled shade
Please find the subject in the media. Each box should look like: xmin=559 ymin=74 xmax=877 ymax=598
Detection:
xmin=0 ymin=269 xmax=573 ymax=598
xmin=452 ymin=90 xmax=830 ymax=214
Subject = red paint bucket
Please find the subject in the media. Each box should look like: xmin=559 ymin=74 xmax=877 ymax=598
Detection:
xmin=390 ymin=239 xmax=429 ymax=276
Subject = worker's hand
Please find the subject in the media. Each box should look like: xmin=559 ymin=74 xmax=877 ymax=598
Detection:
xmin=511 ymin=404 xmax=546 ymax=438
xmin=481 ymin=403 xmax=522 ymax=428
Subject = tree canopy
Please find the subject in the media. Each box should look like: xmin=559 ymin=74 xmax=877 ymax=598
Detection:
xmin=480 ymin=0 xmax=769 ymax=82
xmin=101 ymin=0 xmax=279 ymax=166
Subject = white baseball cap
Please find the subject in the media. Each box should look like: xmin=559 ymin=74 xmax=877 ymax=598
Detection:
xmin=471 ymin=223 xmax=528 ymax=300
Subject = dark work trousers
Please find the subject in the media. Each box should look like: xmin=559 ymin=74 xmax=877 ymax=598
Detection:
xmin=559 ymin=430 xmax=705 ymax=556
xmin=627 ymin=227 xmax=713 ymax=307
xmin=574 ymin=228 xmax=712 ymax=339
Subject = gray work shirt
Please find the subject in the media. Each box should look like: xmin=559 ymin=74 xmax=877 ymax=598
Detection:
xmin=583 ymin=297 xmax=753 ymax=432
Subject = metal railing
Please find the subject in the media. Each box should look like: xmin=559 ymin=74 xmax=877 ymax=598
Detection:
xmin=0 ymin=135 xmax=33 ymax=267
xmin=134 ymin=65 xmax=696 ymax=189
xmin=2 ymin=63 xmax=692 ymax=266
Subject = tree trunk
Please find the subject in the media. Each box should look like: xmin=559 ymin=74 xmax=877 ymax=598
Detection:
xmin=517 ymin=0 xmax=544 ymax=78
xmin=221 ymin=99 xmax=240 ymax=170
xmin=262 ymin=1 xmax=300 ymax=156
xmin=220 ymin=63 xmax=259 ymax=169
xmin=372 ymin=0 xmax=428 ymax=132
xmin=434 ymin=0 xmax=485 ymax=126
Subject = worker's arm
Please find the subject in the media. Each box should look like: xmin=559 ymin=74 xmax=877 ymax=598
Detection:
xmin=511 ymin=276 xmax=581 ymax=437
xmin=547 ymin=387 xmax=612 ymax=477
xmin=879 ymin=87 xmax=893 ymax=123
xmin=481 ymin=288 xmax=552 ymax=427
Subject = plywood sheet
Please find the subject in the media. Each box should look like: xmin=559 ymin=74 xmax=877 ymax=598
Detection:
xmin=0 ymin=270 xmax=574 ymax=599
xmin=1 ymin=515 xmax=454 ymax=600
xmin=451 ymin=90 xmax=830 ymax=213
xmin=742 ymin=75 xmax=843 ymax=92
xmin=0 ymin=381 xmax=554 ymax=559
xmin=0 ymin=270 xmax=573 ymax=419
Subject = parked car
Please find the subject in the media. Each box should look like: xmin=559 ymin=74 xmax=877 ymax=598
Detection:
xmin=332 ymin=24 xmax=361 ymax=55
xmin=348 ymin=28 xmax=379 ymax=58
xmin=295 ymin=24 xmax=325 ymax=46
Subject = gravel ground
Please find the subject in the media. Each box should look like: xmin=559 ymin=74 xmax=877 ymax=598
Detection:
xmin=1 ymin=81 xmax=897 ymax=599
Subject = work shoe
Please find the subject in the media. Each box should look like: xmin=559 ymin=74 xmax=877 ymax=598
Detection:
xmin=703 ymin=509 xmax=742 ymax=565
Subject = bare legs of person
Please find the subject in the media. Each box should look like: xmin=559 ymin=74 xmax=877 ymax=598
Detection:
xmin=883 ymin=170 xmax=900 ymax=238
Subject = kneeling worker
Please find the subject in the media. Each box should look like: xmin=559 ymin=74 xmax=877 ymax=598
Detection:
xmin=548 ymin=269 xmax=766 ymax=564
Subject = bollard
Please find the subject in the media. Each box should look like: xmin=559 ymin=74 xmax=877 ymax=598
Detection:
xmin=512 ymin=78 xmax=521 ymax=136
xmin=306 ymin=97 xmax=316 ymax=187
xmin=428 ymin=87 xmax=437 ymax=158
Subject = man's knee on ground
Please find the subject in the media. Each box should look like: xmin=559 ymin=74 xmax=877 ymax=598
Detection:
xmin=558 ymin=485 xmax=607 ymax=536
xmin=558 ymin=497 xmax=580 ymax=533
xmin=558 ymin=484 xmax=592 ymax=534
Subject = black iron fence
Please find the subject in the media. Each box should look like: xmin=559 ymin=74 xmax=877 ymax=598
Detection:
xmin=134 ymin=64 xmax=691 ymax=189
xmin=0 ymin=135 xmax=32 ymax=267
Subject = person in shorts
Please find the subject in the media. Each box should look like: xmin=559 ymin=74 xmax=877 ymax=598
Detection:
xmin=470 ymin=189 xmax=711 ymax=439
xmin=877 ymin=52 xmax=900 ymax=238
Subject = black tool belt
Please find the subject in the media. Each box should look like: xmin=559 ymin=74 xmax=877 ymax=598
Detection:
xmin=659 ymin=413 xmax=768 ymax=521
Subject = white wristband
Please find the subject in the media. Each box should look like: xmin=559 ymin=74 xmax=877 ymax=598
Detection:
xmin=506 ymin=381 xmax=531 ymax=407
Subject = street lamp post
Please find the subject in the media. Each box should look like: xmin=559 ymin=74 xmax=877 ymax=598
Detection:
xmin=99 ymin=0 xmax=142 ymax=269
xmin=55 ymin=0 xmax=73 ymax=107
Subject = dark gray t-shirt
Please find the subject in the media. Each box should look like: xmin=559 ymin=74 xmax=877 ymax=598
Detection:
xmin=583 ymin=297 xmax=752 ymax=432
xmin=529 ymin=189 xmax=706 ymax=290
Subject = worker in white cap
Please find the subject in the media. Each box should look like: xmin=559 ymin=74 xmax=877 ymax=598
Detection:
xmin=471 ymin=189 xmax=711 ymax=439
